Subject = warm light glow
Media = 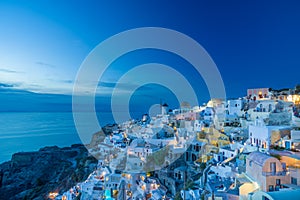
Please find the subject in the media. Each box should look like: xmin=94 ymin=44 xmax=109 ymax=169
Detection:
xmin=126 ymin=174 xmax=132 ymax=179
xmin=141 ymin=185 xmax=146 ymax=190
xmin=48 ymin=192 xmax=59 ymax=199
xmin=113 ymin=190 xmax=119 ymax=197
xmin=287 ymin=95 xmax=300 ymax=104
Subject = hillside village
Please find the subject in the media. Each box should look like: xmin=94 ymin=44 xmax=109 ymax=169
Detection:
xmin=55 ymin=85 xmax=300 ymax=200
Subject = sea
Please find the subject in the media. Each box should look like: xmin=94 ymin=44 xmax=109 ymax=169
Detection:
xmin=0 ymin=112 xmax=119 ymax=164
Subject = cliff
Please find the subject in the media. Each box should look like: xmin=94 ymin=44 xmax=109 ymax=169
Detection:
xmin=0 ymin=144 xmax=97 ymax=200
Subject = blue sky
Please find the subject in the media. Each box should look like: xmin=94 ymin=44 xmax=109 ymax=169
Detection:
xmin=1 ymin=0 xmax=300 ymax=113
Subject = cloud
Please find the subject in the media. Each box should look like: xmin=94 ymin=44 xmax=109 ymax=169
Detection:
xmin=98 ymin=81 xmax=153 ymax=91
xmin=98 ymin=81 xmax=117 ymax=88
xmin=35 ymin=61 xmax=56 ymax=68
xmin=46 ymin=78 xmax=74 ymax=84
xmin=61 ymin=80 xmax=73 ymax=84
xmin=98 ymin=81 xmax=138 ymax=92
xmin=0 ymin=68 xmax=21 ymax=73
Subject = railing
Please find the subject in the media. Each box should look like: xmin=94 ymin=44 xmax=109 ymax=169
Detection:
xmin=262 ymin=170 xmax=287 ymax=176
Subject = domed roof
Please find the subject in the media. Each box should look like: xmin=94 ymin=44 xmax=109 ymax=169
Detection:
xmin=247 ymin=151 xmax=275 ymax=166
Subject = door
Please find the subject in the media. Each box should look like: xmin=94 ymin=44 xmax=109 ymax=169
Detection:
xmin=270 ymin=162 xmax=276 ymax=175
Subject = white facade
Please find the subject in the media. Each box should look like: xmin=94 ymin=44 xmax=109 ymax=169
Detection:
xmin=254 ymin=100 xmax=276 ymax=113
xmin=249 ymin=125 xmax=271 ymax=149
xmin=291 ymin=130 xmax=300 ymax=141
xmin=193 ymin=120 xmax=203 ymax=132
xmin=249 ymin=123 xmax=290 ymax=149
xmin=227 ymin=99 xmax=244 ymax=117
xmin=220 ymin=147 xmax=237 ymax=159
xmin=214 ymin=145 xmax=238 ymax=162
xmin=129 ymin=142 xmax=160 ymax=158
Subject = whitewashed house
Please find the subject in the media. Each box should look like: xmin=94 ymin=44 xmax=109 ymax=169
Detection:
xmin=227 ymin=99 xmax=245 ymax=117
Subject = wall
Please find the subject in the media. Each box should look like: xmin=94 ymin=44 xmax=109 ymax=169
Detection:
xmin=228 ymin=99 xmax=244 ymax=117
xmin=249 ymin=125 xmax=269 ymax=148
xmin=291 ymin=130 xmax=300 ymax=141
xmin=219 ymin=148 xmax=236 ymax=160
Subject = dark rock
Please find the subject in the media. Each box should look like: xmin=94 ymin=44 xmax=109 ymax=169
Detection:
xmin=11 ymin=152 xmax=33 ymax=168
xmin=0 ymin=144 xmax=97 ymax=200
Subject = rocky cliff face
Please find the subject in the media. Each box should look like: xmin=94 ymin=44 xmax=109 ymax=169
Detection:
xmin=0 ymin=144 xmax=97 ymax=200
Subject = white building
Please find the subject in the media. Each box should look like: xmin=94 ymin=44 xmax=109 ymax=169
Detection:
xmin=193 ymin=120 xmax=204 ymax=132
xmin=227 ymin=99 xmax=244 ymax=117
xmin=213 ymin=144 xmax=239 ymax=163
xmin=248 ymin=121 xmax=290 ymax=149
xmin=210 ymin=164 xmax=232 ymax=178
xmin=129 ymin=139 xmax=160 ymax=158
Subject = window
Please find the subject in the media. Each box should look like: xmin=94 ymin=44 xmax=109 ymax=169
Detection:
xmin=270 ymin=162 xmax=276 ymax=174
xmin=276 ymin=179 xmax=281 ymax=185
xmin=249 ymin=161 xmax=252 ymax=167
xmin=291 ymin=177 xmax=297 ymax=185
xmin=268 ymin=185 xmax=274 ymax=191
xmin=196 ymin=144 xmax=200 ymax=151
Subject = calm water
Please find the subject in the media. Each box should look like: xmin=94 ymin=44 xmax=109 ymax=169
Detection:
xmin=0 ymin=112 xmax=114 ymax=163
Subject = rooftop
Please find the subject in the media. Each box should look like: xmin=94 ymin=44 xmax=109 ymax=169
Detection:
xmin=247 ymin=151 xmax=274 ymax=166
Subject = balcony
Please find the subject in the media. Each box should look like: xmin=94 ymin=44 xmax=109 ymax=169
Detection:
xmin=262 ymin=170 xmax=287 ymax=176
